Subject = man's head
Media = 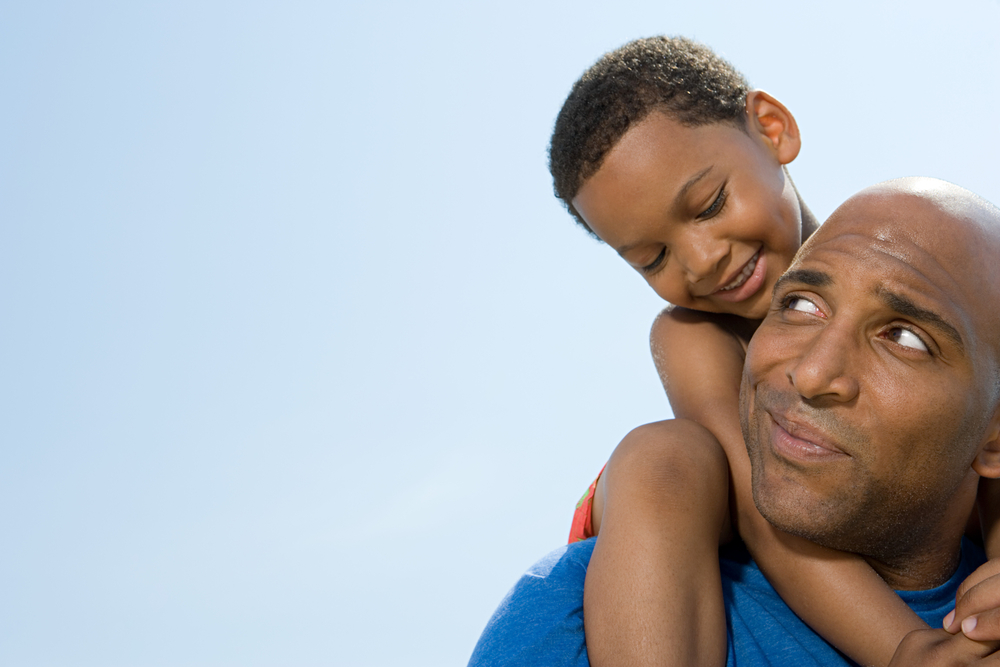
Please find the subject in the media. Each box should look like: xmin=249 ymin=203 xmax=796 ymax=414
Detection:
xmin=549 ymin=36 xmax=812 ymax=319
xmin=740 ymin=178 xmax=1000 ymax=589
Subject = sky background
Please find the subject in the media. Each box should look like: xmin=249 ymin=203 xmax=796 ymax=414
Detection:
xmin=3 ymin=1 xmax=1000 ymax=665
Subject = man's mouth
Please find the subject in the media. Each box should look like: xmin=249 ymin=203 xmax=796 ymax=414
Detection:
xmin=768 ymin=410 xmax=849 ymax=463
xmin=717 ymin=250 xmax=760 ymax=293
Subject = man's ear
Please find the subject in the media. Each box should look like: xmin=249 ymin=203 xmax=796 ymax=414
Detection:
xmin=972 ymin=407 xmax=1000 ymax=479
xmin=745 ymin=90 xmax=800 ymax=166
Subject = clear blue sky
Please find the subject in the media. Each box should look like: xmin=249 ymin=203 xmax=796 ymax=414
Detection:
xmin=3 ymin=1 xmax=999 ymax=665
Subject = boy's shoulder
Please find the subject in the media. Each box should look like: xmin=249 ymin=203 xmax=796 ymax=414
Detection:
xmin=651 ymin=306 xmax=757 ymax=352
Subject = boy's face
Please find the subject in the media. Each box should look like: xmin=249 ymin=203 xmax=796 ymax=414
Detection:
xmin=572 ymin=111 xmax=804 ymax=320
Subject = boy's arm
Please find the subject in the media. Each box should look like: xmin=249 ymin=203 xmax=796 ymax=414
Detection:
xmin=941 ymin=479 xmax=1000 ymax=640
xmin=584 ymin=419 xmax=730 ymax=667
xmin=652 ymin=307 xmax=927 ymax=667
xmin=980 ymin=478 xmax=1000 ymax=562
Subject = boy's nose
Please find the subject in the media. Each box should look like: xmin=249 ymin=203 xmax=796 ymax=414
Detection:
xmin=678 ymin=234 xmax=729 ymax=287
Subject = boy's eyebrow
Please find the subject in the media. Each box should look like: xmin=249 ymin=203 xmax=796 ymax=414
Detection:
xmin=877 ymin=288 xmax=964 ymax=351
xmin=615 ymin=166 xmax=714 ymax=256
xmin=673 ymin=166 xmax=714 ymax=207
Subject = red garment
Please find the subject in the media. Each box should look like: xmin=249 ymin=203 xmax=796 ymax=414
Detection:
xmin=568 ymin=465 xmax=605 ymax=543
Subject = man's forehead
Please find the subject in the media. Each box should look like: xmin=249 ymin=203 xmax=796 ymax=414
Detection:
xmin=790 ymin=230 xmax=963 ymax=312
xmin=792 ymin=190 xmax=973 ymax=285
xmin=806 ymin=181 xmax=1000 ymax=263
xmin=784 ymin=185 xmax=1000 ymax=361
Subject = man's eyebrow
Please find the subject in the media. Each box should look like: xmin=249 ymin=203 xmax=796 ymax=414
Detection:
xmin=771 ymin=269 xmax=833 ymax=297
xmin=878 ymin=289 xmax=965 ymax=350
xmin=615 ymin=167 xmax=715 ymax=256
xmin=774 ymin=270 xmax=965 ymax=349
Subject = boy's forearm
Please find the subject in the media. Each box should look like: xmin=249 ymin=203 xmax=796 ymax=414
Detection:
xmin=701 ymin=381 xmax=927 ymax=667
xmin=978 ymin=477 xmax=1000 ymax=557
xmin=654 ymin=310 xmax=926 ymax=666
xmin=737 ymin=494 xmax=927 ymax=667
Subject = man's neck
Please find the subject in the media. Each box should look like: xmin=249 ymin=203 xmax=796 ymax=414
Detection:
xmin=864 ymin=540 xmax=964 ymax=591
xmin=867 ymin=476 xmax=980 ymax=590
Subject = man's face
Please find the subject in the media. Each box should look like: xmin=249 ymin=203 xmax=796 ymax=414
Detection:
xmin=572 ymin=111 xmax=804 ymax=320
xmin=740 ymin=186 xmax=1000 ymax=584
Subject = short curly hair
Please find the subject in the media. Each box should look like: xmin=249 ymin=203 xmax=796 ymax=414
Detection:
xmin=549 ymin=36 xmax=751 ymax=236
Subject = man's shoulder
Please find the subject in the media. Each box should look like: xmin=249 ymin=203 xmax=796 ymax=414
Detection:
xmin=525 ymin=538 xmax=596 ymax=581
xmin=468 ymin=540 xmax=594 ymax=667
xmin=468 ymin=539 xmax=986 ymax=667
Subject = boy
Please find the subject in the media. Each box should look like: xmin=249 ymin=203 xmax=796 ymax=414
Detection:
xmin=546 ymin=36 xmax=953 ymax=667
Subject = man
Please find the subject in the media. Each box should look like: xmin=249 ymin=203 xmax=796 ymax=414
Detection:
xmin=470 ymin=178 xmax=1000 ymax=666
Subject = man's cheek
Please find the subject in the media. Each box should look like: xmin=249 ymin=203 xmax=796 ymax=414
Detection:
xmin=738 ymin=372 xmax=754 ymax=447
xmin=743 ymin=319 xmax=781 ymax=377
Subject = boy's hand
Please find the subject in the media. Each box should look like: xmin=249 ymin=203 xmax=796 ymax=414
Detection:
xmin=946 ymin=559 xmax=1000 ymax=640
xmin=890 ymin=628 xmax=1000 ymax=666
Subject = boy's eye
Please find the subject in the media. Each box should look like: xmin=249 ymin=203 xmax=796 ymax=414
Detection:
xmin=697 ymin=187 xmax=727 ymax=220
xmin=886 ymin=327 xmax=929 ymax=353
xmin=641 ymin=248 xmax=667 ymax=273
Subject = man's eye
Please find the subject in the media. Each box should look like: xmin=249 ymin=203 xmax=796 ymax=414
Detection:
xmin=785 ymin=296 xmax=821 ymax=315
xmin=887 ymin=327 xmax=929 ymax=352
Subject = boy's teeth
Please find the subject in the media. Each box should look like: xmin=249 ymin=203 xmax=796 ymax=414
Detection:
xmin=720 ymin=253 xmax=759 ymax=291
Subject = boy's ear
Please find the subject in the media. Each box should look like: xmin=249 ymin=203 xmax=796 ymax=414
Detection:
xmin=972 ymin=406 xmax=1000 ymax=479
xmin=745 ymin=90 xmax=800 ymax=165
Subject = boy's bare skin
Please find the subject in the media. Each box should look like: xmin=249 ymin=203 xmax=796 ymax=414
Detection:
xmin=571 ymin=94 xmax=806 ymax=321
xmin=571 ymin=96 xmax=939 ymax=666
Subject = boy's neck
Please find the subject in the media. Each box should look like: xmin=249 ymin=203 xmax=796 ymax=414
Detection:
xmin=784 ymin=166 xmax=819 ymax=241
xmin=798 ymin=196 xmax=819 ymax=240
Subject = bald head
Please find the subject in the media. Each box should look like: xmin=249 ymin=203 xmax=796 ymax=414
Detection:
xmin=792 ymin=177 xmax=1000 ymax=397
xmin=802 ymin=177 xmax=1000 ymax=280
xmin=741 ymin=177 xmax=1000 ymax=589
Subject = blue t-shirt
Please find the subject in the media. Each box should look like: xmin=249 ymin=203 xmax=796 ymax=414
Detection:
xmin=469 ymin=537 xmax=984 ymax=667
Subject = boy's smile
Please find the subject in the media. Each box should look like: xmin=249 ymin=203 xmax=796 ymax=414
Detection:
xmin=710 ymin=247 xmax=766 ymax=303
xmin=571 ymin=107 xmax=804 ymax=321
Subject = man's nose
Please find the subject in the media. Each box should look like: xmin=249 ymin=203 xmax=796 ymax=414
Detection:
xmin=785 ymin=324 xmax=860 ymax=403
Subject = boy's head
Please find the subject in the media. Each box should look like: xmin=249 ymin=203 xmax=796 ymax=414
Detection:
xmin=550 ymin=36 xmax=750 ymax=231
xmin=550 ymin=37 xmax=815 ymax=320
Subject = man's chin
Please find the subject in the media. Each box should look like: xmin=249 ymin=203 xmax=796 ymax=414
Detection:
xmin=751 ymin=478 xmax=853 ymax=547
